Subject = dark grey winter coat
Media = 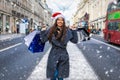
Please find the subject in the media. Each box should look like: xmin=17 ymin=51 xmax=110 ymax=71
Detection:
xmin=40 ymin=28 xmax=78 ymax=78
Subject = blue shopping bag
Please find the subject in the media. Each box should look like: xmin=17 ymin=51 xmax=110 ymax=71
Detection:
xmin=24 ymin=30 xmax=45 ymax=53
xmin=28 ymin=33 xmax=45 ymax=53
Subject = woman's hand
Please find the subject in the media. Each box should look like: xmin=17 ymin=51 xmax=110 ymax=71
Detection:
xmin=41 ymin=25 xmax=47 ymax=31
xmin=69 ymin=25 xmax=77 ymax=30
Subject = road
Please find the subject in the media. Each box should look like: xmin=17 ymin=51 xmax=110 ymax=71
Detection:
xmin=77 ymin=35 xmax=120 ymax=80
xmin=0 ymin=35 xmax=120 ymax=80
xmin=0 ymin=37 xmax=50 ymax=80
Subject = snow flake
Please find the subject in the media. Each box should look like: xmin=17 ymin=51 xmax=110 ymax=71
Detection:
xmin=107 ymin=74 xmax=110 ymax=77
xmin=23 ymin=75 xmax=26 ymax=77
xmin=14 ymin=48 xmax=17 ymax=51
xmin=105 ymin=71 xmax=109 ymax=75
xmin=106 ymin=55 xmax=110 ymax=58
xmin=20 ymin=67 xmax=23 ymax=70
xmin=36 ymin=60 xmax=39 ymax=64
xmin=3 ymin=67 xmax=8 ymax=72
xmin=24 ymin=66 xmax=27 ymax=68
xmin=3 ymin=67 xmax=6 ymax=69
xmin=19 ymin=77 xmax=23 ymax=80
xmin=119 ymin=76 xmax=120 ymax=78
xmin=105 ymin=71 xmax=110 ymax=77
xmin=107 ymin=47 xmax=110 ymax=50
xmin=96 ymin=50 xmax=100 ymax=53
xmin=100 ymin=46 xmax=103 ymax=49
xmin=0 ymin=73 xmax=5 ymax=77
xmin=104 ymin=67 xmax=106 ymax=70
xmin=99 ymin=55 xmax=102 ymax=59
xmin=56 ymin=61 xmax=59 ymax=63
xmin=110 ymin=69 xmax=114 ymax=73
xmin=5 ymin=69 xmax=8 ymax=72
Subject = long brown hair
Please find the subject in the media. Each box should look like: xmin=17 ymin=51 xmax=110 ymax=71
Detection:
xmin=48 ymin=18 xmax=67 ymax=42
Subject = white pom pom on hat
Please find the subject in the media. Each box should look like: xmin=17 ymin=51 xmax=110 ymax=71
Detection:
xmin=51 ymin=12 xmax=65 ymax=22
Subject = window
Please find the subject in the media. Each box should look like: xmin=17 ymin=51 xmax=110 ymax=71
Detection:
xmin=117 ymin=22 xmax=120 ymax=31
xmin=117 ymin=1 xmax=120 ymax=8
xmin=108 ymin=22 xmax=113 ymax=30
xmin=107 ymin=2 xmax=117 ymax=12
xmin=107 ymin=1 xmax=120 ymax=11
xmin=108 ymin=22 xmax=120 ymax=31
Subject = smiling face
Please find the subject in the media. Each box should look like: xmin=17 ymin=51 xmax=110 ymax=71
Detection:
xmin=56 ymin=17 xmax=64 ymax=27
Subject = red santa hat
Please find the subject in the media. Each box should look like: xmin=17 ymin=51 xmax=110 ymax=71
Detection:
xmin=51 ymin=12 xmax=65 ymax=23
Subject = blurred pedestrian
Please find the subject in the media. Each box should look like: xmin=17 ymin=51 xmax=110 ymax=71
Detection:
xmin=40 ymin=12 xmax=78 ymax=80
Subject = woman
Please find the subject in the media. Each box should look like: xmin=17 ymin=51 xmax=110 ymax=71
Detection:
xmin=40 ymin=12 xmax=78 ymax=80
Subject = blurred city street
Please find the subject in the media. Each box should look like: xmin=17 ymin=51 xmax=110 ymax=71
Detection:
xmin=0 ymin=0 xmax=120 ymax=80
xmin=0 ymin=33 xmax=99 ymax=80
xmin=0 ymin=32 xmax=120 ymax=80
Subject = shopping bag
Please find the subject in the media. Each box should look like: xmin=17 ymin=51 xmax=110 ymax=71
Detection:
xmin=24 ymin=30 xmax=39 ymax=47
xmin=24 ymin=30 xmax=45 ymax=53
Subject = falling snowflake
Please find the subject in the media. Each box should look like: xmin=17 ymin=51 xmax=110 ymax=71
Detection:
xmin=105 ymin=71 xmax=109 ymax=75
xmin=5 ymin=69 xmax=8 ymax=72
xmin=56 ymin=60 xmax=59 ymax=63
xmin=107 ymin=47 xmax=110 ymax=50
xmin=36 ymin=60 xmax=39 ymax=64
xmin=107 ymin=74 xmax=110 ymax=77
xmin=106 ymin=55 xmax=110 ymax=58
xmin=1 ymin=73 xmax=5 ymax=77
xmin=99 ymin=55 xmax=102 ymax=59
xmin=110 ymin=69 xmax=114 ymax=73
xmin=105 ymin=71 xmax=110 ymax=77
xmin=96 ymin=50 xmax=100 ymax=53
xmin=119 ymin=76 xmax=120 ymax=78
xmin=3 ymin=67 xmax=6 ymax=70
xmin=19 ymin=77 xmax=23 ymax=80
xmin=104 ymin=67 xmax=106 ymax=70
xmin=100 ymin=46 xmax=103 ymax=49
xmin=14 ymin=48 xmax=17 ymax=51
xmin=23 ymin=75 xmax=26 ymax=78
xmin=20 ymin=67 xmax=23 ymax=70
xmin=24 ymin=66 xmax=27 ymax=68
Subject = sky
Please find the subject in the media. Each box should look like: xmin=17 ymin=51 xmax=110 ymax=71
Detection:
xmin=46 ymin=0 xmax=81 ymax=24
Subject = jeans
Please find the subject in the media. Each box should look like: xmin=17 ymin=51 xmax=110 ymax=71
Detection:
xmin=50 ymin=69 xmax=63 ymax=80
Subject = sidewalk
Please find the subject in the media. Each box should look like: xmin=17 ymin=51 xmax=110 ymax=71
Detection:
xmin=27 ymin=42 xmax=99 ymax=80
xmin=0 ymin=33 xmax=24 ymax=41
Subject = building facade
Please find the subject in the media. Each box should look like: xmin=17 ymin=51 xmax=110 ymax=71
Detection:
xmin=73 ymin=0 xmax=113 ymax=30
xmin=0 ymin=0 xmax=52 ymax=34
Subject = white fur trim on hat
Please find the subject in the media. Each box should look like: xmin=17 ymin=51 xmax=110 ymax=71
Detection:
xmin=52 ymin=12 xmax=65 ymax=24
xmin=54 ymin=14 xmax=65 ymax=20
xmin=52 ymin=14 xmax=65 ymax=24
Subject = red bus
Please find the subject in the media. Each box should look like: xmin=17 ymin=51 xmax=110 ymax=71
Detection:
xmin=103 ymin=0 xmax=120 ymax=45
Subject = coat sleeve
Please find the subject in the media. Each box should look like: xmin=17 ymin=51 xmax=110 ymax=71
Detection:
xmin=40 ymin=29 xmax=49 ymax=43
xmin=70 ymin=30 xmax=78 ymax=43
